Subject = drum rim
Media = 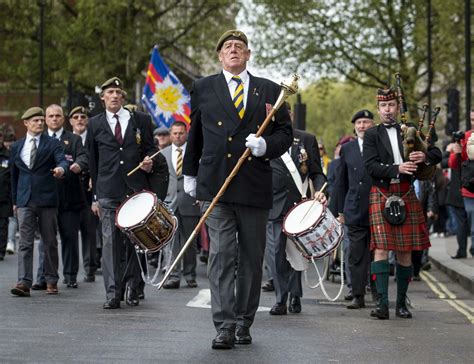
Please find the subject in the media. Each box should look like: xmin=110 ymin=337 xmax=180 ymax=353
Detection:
xmin=282 ymin=199 xmax=326 ymax=237
xmin=115 ymin=189 xmax=157 ymax=229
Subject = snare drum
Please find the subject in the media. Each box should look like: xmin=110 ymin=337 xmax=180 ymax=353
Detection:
xmin=282 ymin=199 xmax=343 ymax=260
xmin=115 ymin=191 xmax=177 ymax=253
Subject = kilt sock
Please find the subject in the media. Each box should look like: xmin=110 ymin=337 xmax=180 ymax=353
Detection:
xmin=371 ymin=260 xmax=390 ymax=306
xmin=396 ymin=264 xmax=412 ymax=308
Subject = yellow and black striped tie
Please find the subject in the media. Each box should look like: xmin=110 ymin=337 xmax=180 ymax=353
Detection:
xmin=176 ymin=147 xmax=183 ymax=177
xmin=232 ymin=76 xmax=245 ymax=119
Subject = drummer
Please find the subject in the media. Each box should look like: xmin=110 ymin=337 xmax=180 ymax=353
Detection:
xmin=265 ymin=103 xmax=327 ymax=316
xmin=88 ymin=77 xmax=161 ymax=309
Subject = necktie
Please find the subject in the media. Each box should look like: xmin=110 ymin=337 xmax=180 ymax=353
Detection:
xmin=114 ymin=114 xmax=123 ymax=144
xmin=52 ymin=132 xmax=57 ymax=139
xmin=232 ymin=76 xmax=245 ymax=119
xmin=29 ymin=137 xmax=37 ymax=169
xmin=176 ymin=147 xmax=183 ymax=177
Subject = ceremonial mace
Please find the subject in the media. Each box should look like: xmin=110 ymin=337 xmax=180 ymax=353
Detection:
xmin=158 ymin=74 xmax=300 ymax=289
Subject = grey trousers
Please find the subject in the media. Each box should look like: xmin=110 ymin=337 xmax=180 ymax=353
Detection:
xmin=79 ymin=206 xmax=98 ymax=277
xmin=203 ymin=201 xmax=268 ymax=331
xmin=99 ymin=198 xmax=141 ymax=300
xmin=17 ymin=205 xmax=59 ymax=287
xmin=168 ymin=211 xmax=199 ymax=282
xmin=265 ymin=220 xmax=302 ymax=305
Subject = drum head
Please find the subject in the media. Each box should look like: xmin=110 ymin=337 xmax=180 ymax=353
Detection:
xmin=283 ymin=200 xmax=324 ymax=235
xmin=116 ymin=191 xmax=156 ymax=228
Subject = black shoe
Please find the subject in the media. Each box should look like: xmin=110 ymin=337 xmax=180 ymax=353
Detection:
xmin=395 ymin=305 xmax=412 ymax=319
xmin=0 ymin=255 xmax=4 ymax=261
xmin=186 ymin=279 xmax=198 ymax=288
xmin=83 ymin=275 xmax=95 ymax=283
xmin=412 ymin=275 xmax=421 ymax=282
xmin=451 ymin=254 xmax=467 ymax=259
xmin=138 ymin=290 xmax=145 ymax=300
xmin=269 ymin=303 xmax=287 ymax=315
xmin=211 ymin=328 xmax=235 ymax=349
xmin=67 ymin=281 xmax=78 ymax=288
xmin=235 ymin=325 xmax=252 ymax=345
xmin=103 ymin=298 xmax=120 ymax=309
xmin=261 ymin=279 xmax=274 ymax=292
xmin=421 ymin=262 xmax=431 ymax=271
xmin=370 ymin=303 xmax=389 ymax=320
xmin=344 ymin=294 xmax=353 ymax=301
xmin=347 ymin=296 xmax=365 ymax=309
xmin=126 ymin=287 xmax=139 ymax=306
xmin=163 ymin=280 xmax=180 ymax=289
xmin=289 ymin=295 xmax=302 ymax=313
xmin=31 ymin=282 xmax=47 ymax=290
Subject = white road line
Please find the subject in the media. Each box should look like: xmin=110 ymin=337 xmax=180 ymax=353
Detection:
xmin=186 ymin=289 xmax=270 ymax=311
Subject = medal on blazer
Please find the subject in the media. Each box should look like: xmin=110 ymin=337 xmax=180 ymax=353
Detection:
xmin=63 ymin=140 xmax=69 ymax=145
xmin=298 ymin=147 xmax=308 ymax=174
xmin=135 ymin=128 xmax=142 ymax=145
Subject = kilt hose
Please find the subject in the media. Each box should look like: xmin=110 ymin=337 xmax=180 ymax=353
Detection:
xmin=369 ymin=181 xmax=430 ymax=251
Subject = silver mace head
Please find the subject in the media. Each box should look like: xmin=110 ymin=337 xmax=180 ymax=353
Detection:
xmin=274 ymin=74 xmax=300 ymax=110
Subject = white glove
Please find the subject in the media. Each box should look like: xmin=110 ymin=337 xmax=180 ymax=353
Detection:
xmin=183 ymin=175 xmax=197 ymax=198
xmin=245 ymin=133 xmax=267 ymax=157
xmin=467 ymin=135 xmax=474 ymax=160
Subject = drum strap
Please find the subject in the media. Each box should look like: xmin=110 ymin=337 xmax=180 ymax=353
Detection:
xmin=281 ymin=152 xmax=308 ymax=197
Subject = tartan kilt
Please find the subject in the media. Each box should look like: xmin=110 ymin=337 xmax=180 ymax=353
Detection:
xmin=369 ymin=182 xmax=430 ymax=251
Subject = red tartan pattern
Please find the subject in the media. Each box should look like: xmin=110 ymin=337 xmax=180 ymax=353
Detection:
xmin=369 ymin=182 xmax=430 ymax=251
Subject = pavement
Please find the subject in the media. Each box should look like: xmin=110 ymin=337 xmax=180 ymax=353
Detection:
xmin=428 ymin=235 xmax=474 ymax=293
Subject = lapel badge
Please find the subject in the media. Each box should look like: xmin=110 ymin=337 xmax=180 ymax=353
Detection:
xmin=135 ymin=128 xmax=142 ymax=145
xmin=298 ymin=147 xmax=308 ymax=163
xmin=64 ymin=140 xmax=69 ymax=145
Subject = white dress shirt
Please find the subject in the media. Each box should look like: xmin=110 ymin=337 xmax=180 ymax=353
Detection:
xmin=79 ymin=131 xmax=87 ymax=146
xmin=106 ymin=107 xmax=130 ymax=138
xmin=20 ymin=133 xmax=40 ymax=168
xmin=223 ymin=69 xmax=249 ymax=109
xmin=48 ymin=127 xmax=63 ymax=139
xmin=172 ymin=142 xmax=187 ymax=173
xmin=386 ymin=127 xmax=403 ymax=165
xmin=358 ymin=138 xmax=363 ymax=154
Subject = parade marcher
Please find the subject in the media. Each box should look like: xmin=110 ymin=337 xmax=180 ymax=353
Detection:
xmin=153 ymin=126 xmax=171 ymax=150
xmin=0 ymin=129 xmax=13 ymax=261
xmin=88 ymin=77 xmax=161 ymax=309
xmin=69 ymin=106 xmax=98 ymax=282
xmin=364 ymin=87 xmax=442 ymax=319
xmin=44 ymin=104 xmax=88 ymax=288
xmin=182 ymin=30 xmax=293 ymax=349
xmin=447 ymin=109 xmax=474 ymax=258
xmin=333 ymin=110 xmax=375 ymax=309
xmin=4 ymin=132 xmax=17 ymax=255
xmin=161 ymin=121 xmax=200 ymax=289
xmin=10 ymin=107 xmax=68 ymax=296
xmin=266 ymin=103 xmax=326 ymax=316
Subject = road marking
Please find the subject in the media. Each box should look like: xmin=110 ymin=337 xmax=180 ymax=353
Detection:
xmin=420 ymin=271 xmax=474 ymax=324
xmin=186 ymin=289 xmax=270 ymax=312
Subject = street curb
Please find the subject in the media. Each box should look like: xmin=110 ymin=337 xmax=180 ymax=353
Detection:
xmin=429 ymin=256 xmax=474 ymax=294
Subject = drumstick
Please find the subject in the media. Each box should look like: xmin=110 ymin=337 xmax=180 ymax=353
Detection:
xmin=127 ymin=150 xmax=162 ymax=176
xmin=299 ymin=182 xmax=327 ymax=223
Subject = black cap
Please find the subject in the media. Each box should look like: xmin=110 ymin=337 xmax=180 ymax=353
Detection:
xmin=351 ymin=109 xmax=374 ymax=123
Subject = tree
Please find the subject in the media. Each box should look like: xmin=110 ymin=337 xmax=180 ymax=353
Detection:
xmin=0 ymin=0 xmax=238 ymax=96
xmin=244 ymin=0 xmax=465 ymax=120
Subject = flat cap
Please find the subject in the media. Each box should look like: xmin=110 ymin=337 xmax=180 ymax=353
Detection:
xmin=68 ymin=106 xmax=88 ymax=118
xmin=153 ymin=126 xmax=170 ymax=136
xmin=101 ymin=76 xmax=123 ymax=91
xmin=351 ymin=109 xmax=374 ymax=123
xmin=21 ymin=107 xmax=44 ymax=120
xmin=216 ymin=29 xmax=248 ymax=51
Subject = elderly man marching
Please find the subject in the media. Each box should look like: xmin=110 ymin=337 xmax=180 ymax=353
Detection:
xmin=363 ymin=87 xmax=441 ymax=319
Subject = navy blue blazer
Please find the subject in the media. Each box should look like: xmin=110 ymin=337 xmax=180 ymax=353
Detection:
xmin=333 ymin=139 xmax=372 ymax=226
xmin=10 ymin=133 xmax=68 ymax=208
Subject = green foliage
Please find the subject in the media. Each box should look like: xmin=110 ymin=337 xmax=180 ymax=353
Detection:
xmin=0 ymin=0 xmax=237 ymax=94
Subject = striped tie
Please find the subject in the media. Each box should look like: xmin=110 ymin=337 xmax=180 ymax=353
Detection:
xmin=232 ymin=76 xmax=245 ymax=119
xmin=29 ymin=137 xmax=37 ymax=169
xmin=176 ymin=147 xmax=183 ymax=177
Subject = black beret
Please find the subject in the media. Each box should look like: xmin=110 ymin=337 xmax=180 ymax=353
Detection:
xmin=216 ymin=29 xmax=248 ymax=51
xmin=351 ymin=109 xmax=374 ymax=123
xmin=21 ymin=107 xmax=44 ymax=120
xmin=68 ymin=106 xmax=88 ymax=118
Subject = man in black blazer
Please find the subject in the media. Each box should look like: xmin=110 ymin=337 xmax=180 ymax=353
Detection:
xmin=183 ymin=30 xmax=293 ymax=349
xmin=45 ymin=104 xmax=88 ymax=288
xmin=333 ymin=110 xmax=375 ymax=309
xmin=266 ymin=126 xmax=326 ymax=316
xmin=88 ymin=77 xmax=161 ymax=309
xmin=364 ymin=87 xmax=442 ymax=320
xmin=10 ymin=107 xmax=68 ymax=296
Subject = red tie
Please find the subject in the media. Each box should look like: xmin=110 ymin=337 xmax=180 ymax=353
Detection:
xmin=114 ymin=114 xmax=123 ymax=144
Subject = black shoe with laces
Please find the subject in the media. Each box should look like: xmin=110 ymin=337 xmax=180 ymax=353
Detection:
xmin=212 ymin=328 xmax=235 ymax=349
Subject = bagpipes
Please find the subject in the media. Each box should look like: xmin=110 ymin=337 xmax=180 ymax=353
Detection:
xmin=395 ymin=72 xmax=440 ymax=181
